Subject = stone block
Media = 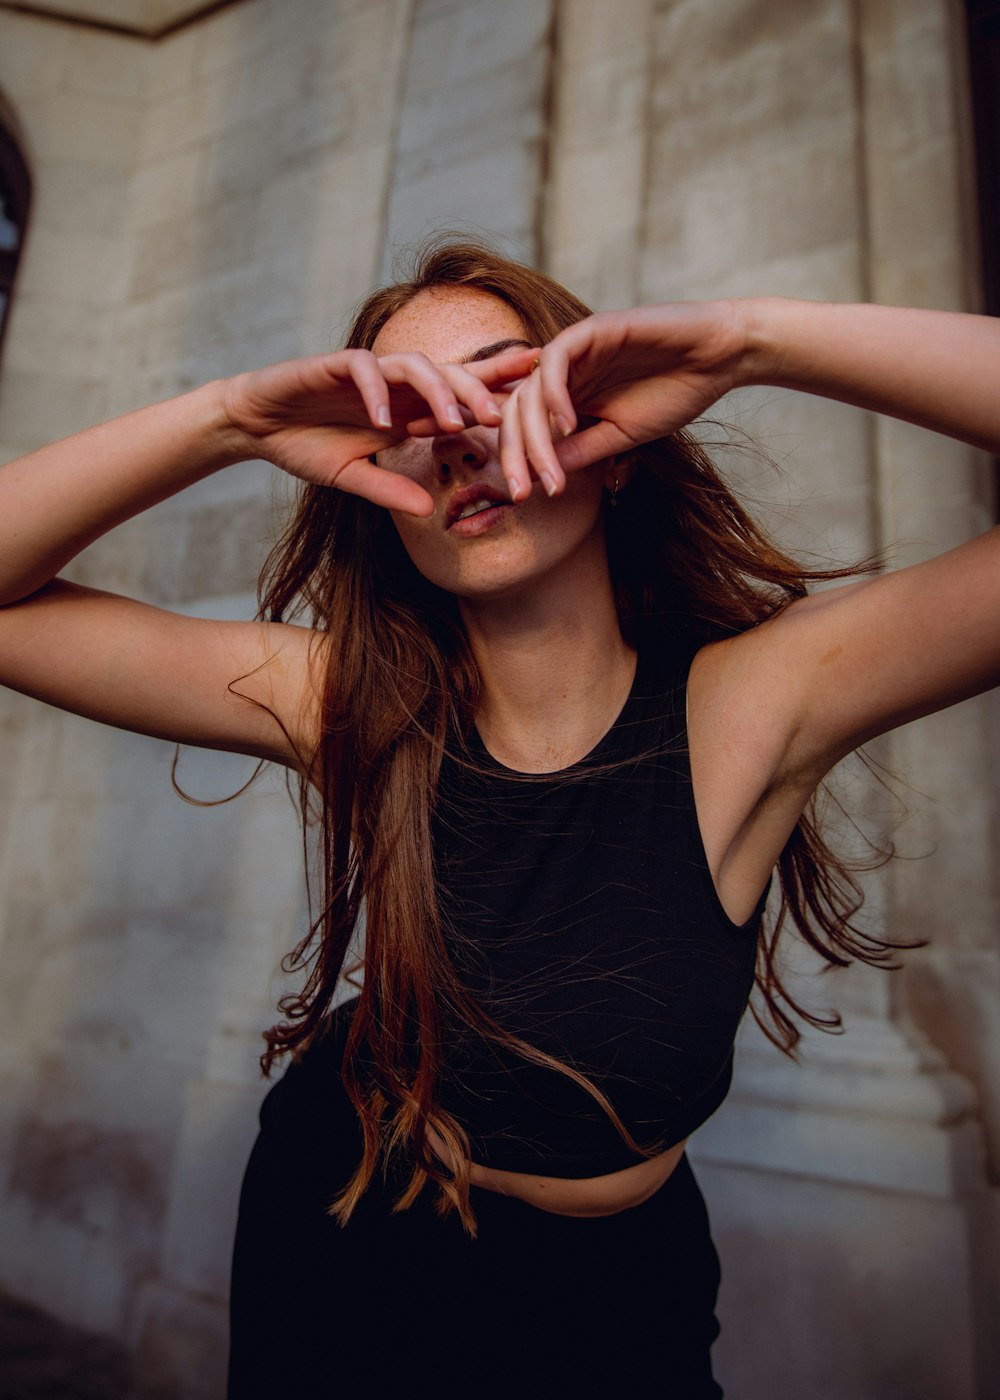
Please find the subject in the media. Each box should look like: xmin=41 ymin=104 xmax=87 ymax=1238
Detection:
xmin=409 ymin=0 xmax=551 ymax=80
xmin=646 ymin=136 xmax=861 ymax=292
xmin=0 ymin=899 xmax=122 ymax=1050
xmin=127 ymin=191 xmax=259 ymax=299
xmin=131 ymin=1281 xmax=228 ymax=1400
xmin=905 ymin=948 xmax=1000 ymax=1158
xmin=58 ymin=27 xmax=150 ymax=102
xmin=191 ymin=0 xmax=334 ymax=82
xmin=4 ymin=791 xmax=104 ymax=910
xmin=861 ymin=1 xmax=955 ymax=156
xmin=641 ymin=233 xmax=863 ymax=306
xmin=14 ymin=90 xmax=143 ymax=171
xmin=129 ymin=147 xmax=208 ymax=231
xmin=61 ymin=503 xmax=189 ymax=605
xmin=111 ymin=911 xmax=227 ymax=1060
xmin=652 ymin=0 xmax=853 ymax=143
xmin=867 ymin=140 xmax=967 ymax=305
xmin=139 ymin=85 xmax=214 ymax=165
xmin=5 ymin=1044 xmax=189 ymax=1270
xmin=386 ymin=144 xmax=540 ymax=261
xmin=158 ymin=1078 xmax=263 ymax=1299
xmin=698 ymin=1158 xmax=980 ymax=1400
xmin=547 ymin=136 xmax=645 ymax=255
xmin=16 ymin=225 xmax=134 ymax=307
xmin=177 ymin=493 xmax=276 ymax=600
xmin=0 ymin=1203 xmax=96 ymax=1330
xmin=144 ymin=17 xmax=209 ymax=100
xmin=83 ymin=786 xmax=236 ymax=911
xmin=252 ymin=148 xmax=389 ymax=256
xmin=551 ymin=4 xmax=650 ymax=149
xmin=1 ymin=290 xmax=110 ymax=378
xmin=195 ymin=90 xmax=354 ymax=207
xmin=25 ymin=160 xmax=133 ymax=240
xmin=394 ymin=57 xmax=548 ymax=170
xmin=0 ymin=13 xmax=75 ymax=108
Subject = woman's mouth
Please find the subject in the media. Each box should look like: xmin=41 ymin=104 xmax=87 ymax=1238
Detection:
xmin=456 ymin=497 xmax=503 ymax=521
xmin=447 ymin=500 xmax=513 ymax=537
xmin=445 ymin=483 xmax=513 ymax=535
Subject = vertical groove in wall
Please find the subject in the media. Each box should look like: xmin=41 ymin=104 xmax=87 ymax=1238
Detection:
xmin=632 ymin=0 xmax=657 ymax=306
xmin=534 ymin=0 xmax=561 ymax=271
xmin=943 ymin=0 xmax=986 ymax=315
xmin=375 ymin=0 xmax=418 ymax=283
xmin=847 ymin=0 xmax=885 ymax=560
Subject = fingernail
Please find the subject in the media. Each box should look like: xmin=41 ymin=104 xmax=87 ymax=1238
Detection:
xmin=506 ymin=475 xmax=523 ymax=502
xmin=541 ymin=471 xmax=559 ymax=497
xmin=376 ymin=406 xmax=392 ymax=428
xmin=446 ymin=406 xmax=464 ymax=428
xmin=555 ymin=414 xmax=571 ymax=438
xmin=486 ymin=400 xmax=502 ymax=421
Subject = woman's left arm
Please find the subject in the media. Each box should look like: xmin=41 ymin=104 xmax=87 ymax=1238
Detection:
xmin=505 ymin=298 xmax=1000 ymax=483
xmin=720 ymin=300 xmax=1000 ymax=778
xmin=742 ymin=298 xmax=1000 ymax=454
xmin=508 ymin=297 xmax=1000 ymax=779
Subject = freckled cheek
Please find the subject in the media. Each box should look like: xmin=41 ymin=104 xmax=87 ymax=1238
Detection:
xmin=377 ymin=441 xmax=434 ymax=483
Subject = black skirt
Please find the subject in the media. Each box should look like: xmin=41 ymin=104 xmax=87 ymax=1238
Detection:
xmin=228 ymin=1005 xmax=724 ymax=1399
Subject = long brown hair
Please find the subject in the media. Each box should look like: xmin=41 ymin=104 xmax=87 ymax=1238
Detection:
xmin=257 ymin=237 xmax=900 ymax=1235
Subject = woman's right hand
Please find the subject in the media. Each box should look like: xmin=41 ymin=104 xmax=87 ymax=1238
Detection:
xmin=222 ymin=345 xmax=539 ymax=515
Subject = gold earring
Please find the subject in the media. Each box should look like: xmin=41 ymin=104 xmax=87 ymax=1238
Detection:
xmin=607 ymin=476 xmax=621 ymax=508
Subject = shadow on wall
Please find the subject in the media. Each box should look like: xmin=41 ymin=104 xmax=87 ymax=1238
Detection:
xmin=0 ymin=1286 xmax=131 ymax=1400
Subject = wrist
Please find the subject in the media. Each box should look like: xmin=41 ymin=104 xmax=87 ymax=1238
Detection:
xmin=732 ymin=296 xmax=804 ymax=389
xmin=191 ymin=377 xmax=258 ymax=469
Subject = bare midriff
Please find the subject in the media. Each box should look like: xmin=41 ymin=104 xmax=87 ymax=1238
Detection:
xmin=427 ymin=1126 xmax=688 ymax=1218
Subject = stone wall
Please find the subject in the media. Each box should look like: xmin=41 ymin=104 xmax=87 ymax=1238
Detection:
xmin=0 ymin=0 xmax=996 ymax=1395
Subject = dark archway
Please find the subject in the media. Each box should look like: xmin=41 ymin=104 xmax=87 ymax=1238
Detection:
xmin=965 ymin=0 xmax=1000 ymax=316
xmin=964 ymin=0 xmax=1000 ymax=504
xmin=0 ymin=114 xmax=31 ymax=360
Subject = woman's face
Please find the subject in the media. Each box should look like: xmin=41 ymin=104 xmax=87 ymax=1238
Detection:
xmin=372 ymin=286 xmax=610 ymax=603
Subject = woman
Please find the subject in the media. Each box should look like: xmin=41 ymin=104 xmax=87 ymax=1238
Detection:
xmin=1 ymin=242 xmax=998 ymax=1397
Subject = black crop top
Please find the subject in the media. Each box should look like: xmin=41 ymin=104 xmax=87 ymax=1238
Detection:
xmin=430 ymin=643 xmax=766 ymax=1180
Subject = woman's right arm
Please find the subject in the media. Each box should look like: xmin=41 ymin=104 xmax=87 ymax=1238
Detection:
xmin=0 ymin=380 xmax=312 ymax=767
xmin=0 ymin=347 xmax=535 ymax=768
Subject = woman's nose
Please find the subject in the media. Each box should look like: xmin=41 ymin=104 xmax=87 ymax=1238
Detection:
xmin=432 ymin=430 xmax=489 ymax=483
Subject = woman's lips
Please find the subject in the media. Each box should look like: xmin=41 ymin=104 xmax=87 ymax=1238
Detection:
xmin=447 ymin=502 xmax=514 ymax=538
xmin=444 ymin=482 xmax=513 ymax=532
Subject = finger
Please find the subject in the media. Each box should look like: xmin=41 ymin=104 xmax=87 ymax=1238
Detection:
xmin=498 ymin=388 xmax=532 ymax=502
xmin=332 ymin=457 xmax=436 ymax=515
xmin=403 ymin=352 xmax=537 ymax=435
xmin=535 ymin=341 xmax=578 ymax=439
xmin=436 ymin=362 xmax=506 ymax=428
xmin=463 ymin=346 xmax=540 ymax=386
xmin=554 ymin=420 xmax=633 ymax=473
xmin=404 ymin=408 xmax=472 ymax=438
xmin=340 ymin=349 xmax=393 ymax=430
xmin=517 ymin=372 xmax=565 ymax=496
xmin=381 ymin=353 xmax=466 ymax=434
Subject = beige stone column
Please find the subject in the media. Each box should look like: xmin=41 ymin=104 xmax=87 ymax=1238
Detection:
xmin=857 ymin=1 xmax=1000 ymax=1394
xmin=381 ymin=0 xmax=556 ymax=268
xmin=634 ymin=1 xmax=998 ymax=1396
xmin=544 ymin=0 xmax=655 ymax=308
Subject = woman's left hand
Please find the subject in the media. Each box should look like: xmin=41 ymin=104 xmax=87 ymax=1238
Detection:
xmin=499 ymin=295 xmax=1000 ymax=500
xmin=496 ymin=301 xmax=749 ymax=498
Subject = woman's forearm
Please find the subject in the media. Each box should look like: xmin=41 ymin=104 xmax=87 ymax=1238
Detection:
xmin=741 ymin=298 xmax=1000 ymax=455
xmin=0 ymin=380 xmax=244 ymax=605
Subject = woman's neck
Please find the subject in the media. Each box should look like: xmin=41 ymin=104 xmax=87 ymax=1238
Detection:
xmin=458 ymin=554 xmax=636 ymax=774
